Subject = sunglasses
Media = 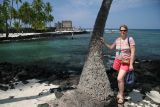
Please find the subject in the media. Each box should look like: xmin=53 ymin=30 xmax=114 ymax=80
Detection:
xmin=120 ymin=30 xmax=127 ymax=32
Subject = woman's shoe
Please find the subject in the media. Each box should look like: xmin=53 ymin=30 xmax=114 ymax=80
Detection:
xmin=117 ymin=94 xmax=124 ymax=104
xmin=117 ymin=97 xmax=124 ymax=104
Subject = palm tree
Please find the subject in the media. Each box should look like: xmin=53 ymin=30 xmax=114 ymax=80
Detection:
xmin=57 ymin=0 xmax=115 ymax=107
xmin=32 ymin=0 xmax=44 ymax=13
xmin=19 ymin=1 xmax=32 ymax=28
xmin=15 ymin=0 xmax=22 ymax=32
xmin=11 ymin=6 xmax=18 ymax=25
xmin=0 ymin=4 xmax=5 ymax=34
xmin=2 ymin=0 xmax=10 ymax=38
xmin=9 ymin=0 xmax=13 ymax=27
xmin=44 ymin=2 xmax=53 ymax=27
xmin=32 ymin=0 xmax=45 ymax=30
xmin=13 ymin=21 xmax=20 ymax=33
xmin=78 ymin=0 xmax=113 ymax=100
xmin=45 ymin=2 xmax=52 ymax=15
xmin=47 ymin=15 xmax=53 ymax=27
xmin=15 ymin=0 xmax=22 ymax=10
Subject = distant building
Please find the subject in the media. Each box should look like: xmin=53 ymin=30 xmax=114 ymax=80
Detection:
xmin=55 ymin=20 xmax=73 ymax=31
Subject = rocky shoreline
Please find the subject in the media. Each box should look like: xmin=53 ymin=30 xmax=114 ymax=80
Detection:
xmin=0 ymin=59 xmax=160 ymax=106
xmin=0 ymin=61 xmax=82 ymax=91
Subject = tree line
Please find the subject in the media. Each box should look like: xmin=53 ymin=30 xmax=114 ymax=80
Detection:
xmin=0 ymin=0 xmax=54 ymax=38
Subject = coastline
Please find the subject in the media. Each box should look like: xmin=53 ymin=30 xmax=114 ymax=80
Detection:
xmin=0 ymin=59 xmax=160 ymax=107
xmin=0 ymin=31 xmax=89 ymax=42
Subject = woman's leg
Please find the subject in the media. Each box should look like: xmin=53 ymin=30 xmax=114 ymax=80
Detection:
xmin=117 ymin=69 xmax=127 ymax=99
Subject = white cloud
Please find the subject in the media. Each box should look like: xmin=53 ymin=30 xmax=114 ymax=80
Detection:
xmin=68 ymin=0 xmax=102 ymax=7
xmin=111 ymin=0 xmax=160 ymax=12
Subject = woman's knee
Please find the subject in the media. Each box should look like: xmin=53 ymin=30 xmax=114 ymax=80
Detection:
xmin=117 ymin=70 xmax=126 ymax=82
xmin=117 ymin=77 xmax=123 ymax=82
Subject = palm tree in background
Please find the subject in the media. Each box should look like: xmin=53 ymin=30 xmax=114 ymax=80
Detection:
xmin=9 ymin=0 xmax=13 ymax=27
xmin=15 ymin=0 xmax=22 ymax=10
xmin=13 ymin=21 xmax=21 ymax=33
xmin=16 ymin=0 xmax=22 ymax=31
xmin=11 ymin=7 xmax=18 ymax=24
xmin=10 ymin=0 xmax=21 ymax=27
xmin=32 ymin=0 xmax=44 ymax=12
xmin=19 ymin=1 xmax=32 ymax=28
xmin=1 ymin=0 xmax=10 ymax=38
xmin=32 ymin=0 xmax=45 ymax=30
xmin=45 ymin=2 xmax=54 ymax=27
xmin=1 ymin=0 xmax=54 ymax=32
xmin=0 ymin=4 xmax=5 ymax=32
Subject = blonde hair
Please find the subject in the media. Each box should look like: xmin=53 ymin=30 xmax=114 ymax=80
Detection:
xmin=119 ymin=25 xmax=128 ymax=31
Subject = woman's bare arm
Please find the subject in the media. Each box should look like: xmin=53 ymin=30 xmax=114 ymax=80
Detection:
xmin=129 ymin=45 xmax=136 ymax=70
xmin=100 ymin=37 xmax=115 ymax=50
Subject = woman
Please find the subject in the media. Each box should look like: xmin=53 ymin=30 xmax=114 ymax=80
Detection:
xmin=100 ymin=25 xmax=136 ymax=104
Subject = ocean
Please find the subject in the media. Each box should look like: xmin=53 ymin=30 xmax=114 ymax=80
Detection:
xmin=0 ymin=29 xmax=160 ymax=67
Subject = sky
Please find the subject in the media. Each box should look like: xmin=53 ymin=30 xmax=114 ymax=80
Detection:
xmin=52 ymin=0 xmax=160 ymax=29
xmin=1 ymin=0 xmax=160 ymax=29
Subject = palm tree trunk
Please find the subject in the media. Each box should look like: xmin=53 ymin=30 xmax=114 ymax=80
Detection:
xmin=78 ymin=0 xmax=113 ymax=100
xmin=5 ymin=18 xmax=9 ymax=38
xmin=55 ymin=0 xmax=117 ymax=107
xmin=9 ymin=0 xmax=13 ymax=28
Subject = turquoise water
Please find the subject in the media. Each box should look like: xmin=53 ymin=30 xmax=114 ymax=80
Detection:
xmin=0 ymin=29 xmax=160 ymax=65
xmin=0 ymin=35 xmax=90 ymax=65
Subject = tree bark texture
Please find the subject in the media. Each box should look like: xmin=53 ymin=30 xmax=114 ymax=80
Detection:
xmin=78 ymin=0 xmax=113 ymax=100
xmin=54 ymin=0 xmax=117 ymax=107
xmin=5 ymin=19 xmax=9 ymax=38
xmin=56 ymin=90 xmax=116 ymax=107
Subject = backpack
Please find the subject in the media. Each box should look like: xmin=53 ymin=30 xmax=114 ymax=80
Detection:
xmin=125 ymin=70 xmax=135 ymax=85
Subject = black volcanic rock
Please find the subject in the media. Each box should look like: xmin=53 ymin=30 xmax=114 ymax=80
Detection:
xmin=0 ymin=59 xmax=160 ymax=92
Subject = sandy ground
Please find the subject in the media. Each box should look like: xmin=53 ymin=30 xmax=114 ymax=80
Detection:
xmin=0 ymin=33 xmax=42 ymax=38
xmin=0 ymin=31 xmax=81 ymax=38
xmin=0 ymin=79 xmax=58 ymax=107
xmin=0 ymin=79 xmax=160 ymax=107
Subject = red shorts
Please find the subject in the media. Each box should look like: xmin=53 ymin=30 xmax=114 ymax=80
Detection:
xmin=112 ymin=59 xmax=129 ymax=72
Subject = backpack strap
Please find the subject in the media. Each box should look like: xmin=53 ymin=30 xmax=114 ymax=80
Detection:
xmin=128 ymin=37 xmax=130 ymax=47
